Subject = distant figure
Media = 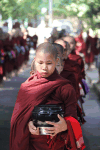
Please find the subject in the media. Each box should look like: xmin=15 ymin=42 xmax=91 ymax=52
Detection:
xmin=32 ymin=34 xmax=38 ymax=50
xmin=96 ymin=38 xmax=100 ymax=83
xmin=75 ymin=31 xmax=86 ymax=55
xmin=84 ymin=31 xmax=98 ymax=70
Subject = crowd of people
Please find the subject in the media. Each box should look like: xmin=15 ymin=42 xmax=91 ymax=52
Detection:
xmin=0 ymin=22 xmax=38 ymax=83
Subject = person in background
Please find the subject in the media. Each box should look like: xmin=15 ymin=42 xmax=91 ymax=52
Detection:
xmin=84 ymin=31 xmax=96 ymax=70
xmin=96 ymin=38 xmax=100 ymax=83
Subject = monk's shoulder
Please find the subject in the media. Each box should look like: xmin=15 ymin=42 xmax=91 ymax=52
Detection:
xmin=57 ymin=82 xmax=76 ymax=96
xmin=57 ymin=83 xmax=77 ymax=102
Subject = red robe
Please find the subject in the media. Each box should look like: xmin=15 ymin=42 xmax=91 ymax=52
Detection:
xmin=92 ymin=37 xmax=98 ymax=55
xmin=69 ymin=51 xmax=85 ymax=79
xmin=10 ymin=70 xmax=85 ymax=150
xmin=84 ymin=35 xmax=97 ymax=63
xmin=60 ymin=59 xmax=81 ymax=100
xmin=0 ymin=40 xmax=5 ymax=79
xmin=3 ymin=37 xmax=14 ymax=73
xmin=75 ymin=31 xmax=86 ymax=55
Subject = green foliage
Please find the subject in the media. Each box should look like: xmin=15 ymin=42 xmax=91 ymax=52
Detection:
xmin=0 ymin=0 xmax=100 ymax=30
xmin=65 ymin=0 xmax=100 ymax=30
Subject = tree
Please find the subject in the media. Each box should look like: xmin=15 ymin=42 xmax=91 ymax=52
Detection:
xmin=0 ymin=0 xmax=100 ymax=30
xmin=65 ymin=0 xmax=100 ymax=30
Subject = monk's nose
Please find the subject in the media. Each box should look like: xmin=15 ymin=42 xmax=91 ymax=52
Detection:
xmin=42 ymin=64 xmax=47 ymax=70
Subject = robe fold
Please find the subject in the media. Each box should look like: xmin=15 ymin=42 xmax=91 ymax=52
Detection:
xmin=10 ymin=70 xmax=85 ymax=150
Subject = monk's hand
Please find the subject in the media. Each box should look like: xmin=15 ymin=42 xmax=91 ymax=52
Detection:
xmin=28 ymin=121 xmax=39 ymax=135
xmin=45 ymin=114 xmax=67 ymax=137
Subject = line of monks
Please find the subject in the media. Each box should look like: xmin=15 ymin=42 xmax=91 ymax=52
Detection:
xmin=75 ymin=30 xmax=99 ymax=70
xmin=0 ymin=26 xmax=38 ymax=83
xmin=42 ymin=28 xmax=92 ymax=125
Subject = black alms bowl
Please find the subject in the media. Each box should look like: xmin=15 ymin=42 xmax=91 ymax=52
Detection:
xmin=32 ymin=104 xmax=64 ymax=128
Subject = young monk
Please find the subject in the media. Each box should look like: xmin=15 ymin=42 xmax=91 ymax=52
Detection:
xmin=64 ymin=37 xmax=86 ymax=115
xmin=10 ymin=42 xmax=85 ymax=150
xmin=54 ymin=40 xmax=78 ymax=95
xmin=55 ymin=39 xmax=66 ymax=60
xmin=30 ymin=43 xmax=63 ymax=75
xmin=59 ymin=41 xmax=80 ymax=100
xmin=59 ymin=40 xmax=86 ymax=124
xmin=63 ymin=36 xmax=85 ymax=80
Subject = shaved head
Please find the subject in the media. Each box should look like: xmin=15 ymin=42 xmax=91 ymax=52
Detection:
xmin=55 ymin=39 xmax=66 ymax=49
xmin=53 ymin=43 xmax=64 ymax=55
xmin=36 ymin=42 xmax=57 ymax=59
xmin=63 ymin=36 xmax=76 ymax=44
xmin=62 ymin=36 xmax=76 ymax=51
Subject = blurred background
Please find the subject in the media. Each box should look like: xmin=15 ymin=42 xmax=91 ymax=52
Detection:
xmin=0 ymin=0 xmax=100 ymax=150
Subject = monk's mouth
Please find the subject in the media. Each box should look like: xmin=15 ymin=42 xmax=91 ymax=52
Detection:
xmin=41 ymin=72 xmax=48 ymax=75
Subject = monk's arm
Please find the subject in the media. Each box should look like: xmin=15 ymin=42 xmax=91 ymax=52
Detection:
xmin=56 ymin=84 xmax=77 ymax=140
xmin=60 ymin=84 xmax=78 ymax=120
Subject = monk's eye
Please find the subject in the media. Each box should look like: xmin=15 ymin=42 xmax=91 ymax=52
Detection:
xmin=47 ymin=63 xmax=52 ymax=65
xmin=38 ymin=62 xmax=43 ymax=64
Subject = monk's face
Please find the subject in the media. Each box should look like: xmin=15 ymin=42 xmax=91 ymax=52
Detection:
xmin=65 ymin=37 xmax=76 ymax=51
xmin=35 ymin=51 xmax=57 ymax=78
xmin=55 ymin=40 xmax=66 ymax=59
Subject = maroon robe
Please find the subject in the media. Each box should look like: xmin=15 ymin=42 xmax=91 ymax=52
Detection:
xmin=3 ymin=37 xmax=14 ymax=73
xmin=10 ymin=70 xmax=81 ymax=150
xmin=0 ymin=40 xmax=5 ymax=80
xmin=92 ymin=37 xmax=98 ymax=55
xmin=75 ymin=31 xmax=86 ymax=55
xmin=84 ymin=35 xmax=95 ymax=63
xmin=61 ymin=58 xmax=82 ymax=99
xmin=69 ymin=51 xmax=85 ymax=79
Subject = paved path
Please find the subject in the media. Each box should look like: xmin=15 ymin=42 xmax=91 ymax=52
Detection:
xmin=0 ymin=50 xmax=100 ymax=150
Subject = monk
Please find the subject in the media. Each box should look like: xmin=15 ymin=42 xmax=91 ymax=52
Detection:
xmin=84 ymin=31 xmax=98 ymax=70
xmin=75 ymin=31 xmax=86 ymax=55
xmin=62 ymin=36 xmax=86 ymax=121
xmin=54 ymin=39 xmax=78 ymax=96
xmin=32 ymin=34 xmax=38 ymax=50
xmin=0 ymin=39 xmax=5 ymax=82
xmin=10 ymin=42 xmax=85 ymax=150
xmin=63 ymin=36 xmax=85 ymax=80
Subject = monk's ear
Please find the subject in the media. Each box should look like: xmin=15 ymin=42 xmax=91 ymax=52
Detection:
xmin=30 ymin=71 xmax=32 ymax=76
xmin=62 ymin=61 xmax=64 ymax=67
xmin=56 ymin=57 xmax=59 ymax=65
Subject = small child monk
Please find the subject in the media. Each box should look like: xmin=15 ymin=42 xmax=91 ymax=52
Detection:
xmin=10 ymin=42 xmax=85 ymax=150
